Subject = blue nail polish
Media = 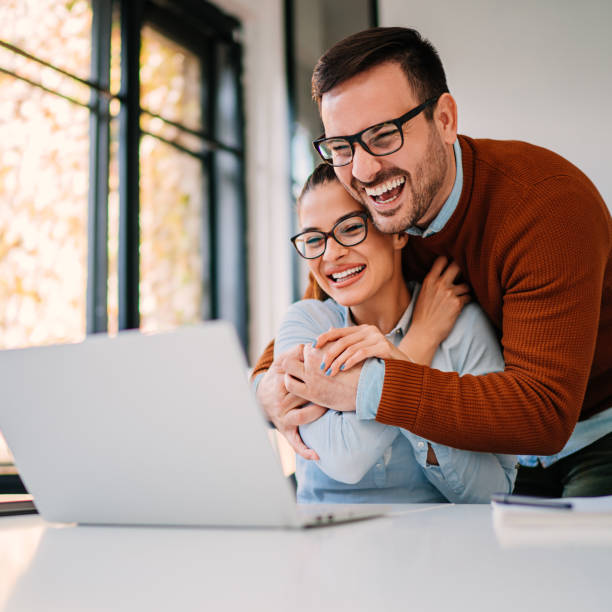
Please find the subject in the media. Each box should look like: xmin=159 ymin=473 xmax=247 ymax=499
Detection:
xmin=325 ymin=368 xmax=332 ymax=376
xmin=340 ymin=364 xmax=345 ymax=371
xmin=320 ymin=361 xmax=325 ymax=370
xmin=312 ymin=340 xmax=317 ymax=348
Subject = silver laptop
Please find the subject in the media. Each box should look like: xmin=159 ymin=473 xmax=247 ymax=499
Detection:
xmin=0 ymin=322 xmax=386 ymax=528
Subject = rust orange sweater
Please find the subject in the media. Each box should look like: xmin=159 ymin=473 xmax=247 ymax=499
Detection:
xmin=253 ymin=136 xmax=612 ymax=455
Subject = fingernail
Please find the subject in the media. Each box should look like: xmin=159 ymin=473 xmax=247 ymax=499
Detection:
xmin=340 ymin=364 xmax=345 ymax=371
xmin=320 ymin=361 xmax=325 ymax=370
xmin=325 ymin=368 xmax=331 ymax=376
xmin=312 ymin=340 xmax=317 ymax=347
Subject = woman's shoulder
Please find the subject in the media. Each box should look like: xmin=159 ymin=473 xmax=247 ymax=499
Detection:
xmin=444 ymin=302 xmax=496 ymax=345
xmin=282 ymin=298 xmax=347 ymax=329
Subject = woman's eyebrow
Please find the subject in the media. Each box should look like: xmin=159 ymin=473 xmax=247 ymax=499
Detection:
xmin=298 ymin=225 xmax=320 ymax=233
xmin=299 ymin=211 xmax=364 ymax=232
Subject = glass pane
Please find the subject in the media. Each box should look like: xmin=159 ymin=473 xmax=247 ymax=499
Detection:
xmin=215 ymin=42 xmax=241 ymax=150
xmin=0 ymin=77 xmax=89 ymax=350
xmin=0 ymin=0 xmax=93 ymax=81
xmin=140 ymin=25 xmax=202 ymax=132
xmin=110 ymin=6 xmax=122 ymax=99
xmin=140 ymin=112 xmax=203 ymax=155
xmin=214 ymin=150 xmax=245 ymax=343
xmin=139 ymin=135 xmax=207 ymax=333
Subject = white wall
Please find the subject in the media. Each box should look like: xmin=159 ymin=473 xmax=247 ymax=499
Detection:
xmin=379 ymin=0 xmax=612 ymax=208
xmin=211 ymin=0 xmax=292 ymax=363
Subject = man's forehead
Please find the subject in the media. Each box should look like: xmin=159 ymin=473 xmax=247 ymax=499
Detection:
xmin=320 ymin=62 xmax=416 ymax=136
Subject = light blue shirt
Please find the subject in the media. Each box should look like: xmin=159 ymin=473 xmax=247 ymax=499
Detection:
xmin=356 ymin=138 xmax=612 ymax=467
xmin=275 ymin=284 xmax=517 ymax=503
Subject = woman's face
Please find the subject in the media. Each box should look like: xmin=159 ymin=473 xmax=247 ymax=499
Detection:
xmin=297 ymin=181 xmax=407 ymax=307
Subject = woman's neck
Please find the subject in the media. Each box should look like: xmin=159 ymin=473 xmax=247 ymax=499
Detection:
xmin=349 ymin=278 xmax=411 ymax=334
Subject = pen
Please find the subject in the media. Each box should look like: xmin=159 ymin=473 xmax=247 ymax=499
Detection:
xmin=491 ymin=493 xmax=573 ymax=510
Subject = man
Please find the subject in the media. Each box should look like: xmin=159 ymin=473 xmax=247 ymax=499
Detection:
xmin=253 ymin=27 xmax=612 ymax=497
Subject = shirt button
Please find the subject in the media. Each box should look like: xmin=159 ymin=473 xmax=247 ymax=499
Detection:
xmin=417 ymin=442 xmax=425 ymax=449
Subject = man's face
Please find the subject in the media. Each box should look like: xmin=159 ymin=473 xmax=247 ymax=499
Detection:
xmin=320 ymin=62 xmax=457 ymax=234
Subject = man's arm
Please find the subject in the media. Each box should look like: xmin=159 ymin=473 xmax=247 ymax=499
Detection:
xmin=283 ymin=177 xmax=611 ymax=456
xmin=401 ymin=304 xmax=517 ymax=502
xmin=376 ymin=176 xmax=611 ymax=454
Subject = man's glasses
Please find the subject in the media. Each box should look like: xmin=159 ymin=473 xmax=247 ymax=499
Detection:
xmin=291 ymin=212 xmax=369 ymax=259
xmin=313 ymin=96 xmax=440 ymax=167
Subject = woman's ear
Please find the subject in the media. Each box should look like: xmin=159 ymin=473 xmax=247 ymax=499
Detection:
xmin=393 ymin=232 xmax=409 ymax=250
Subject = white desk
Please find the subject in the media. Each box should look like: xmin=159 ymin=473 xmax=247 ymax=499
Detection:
xmin=1 ymin=504 xmax=610 ymax=612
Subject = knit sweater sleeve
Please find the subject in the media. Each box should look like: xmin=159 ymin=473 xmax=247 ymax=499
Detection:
xmin=376 ymin=174 xmax=611 ymax=455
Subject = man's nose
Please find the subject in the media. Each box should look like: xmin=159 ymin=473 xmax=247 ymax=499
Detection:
xmin=351 ymin=142 xmax=382 ymax=184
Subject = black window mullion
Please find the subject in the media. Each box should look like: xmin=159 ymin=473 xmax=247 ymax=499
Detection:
xmin=211 ymin=39 xmax=247 ymax=349
xmin=87 ymin=0 xmax=113 ymax=334
xmin=206 ymin=39 xmax=219 ymax=321
xmin=118 ymin=0 xmax=143 ymax=331
xmin=232 ymin=41 xmax=248 ymax=349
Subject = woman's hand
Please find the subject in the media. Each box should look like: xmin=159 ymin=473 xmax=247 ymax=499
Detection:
xmin=312 ymin=325 xmax=410 ymax=376
xmin=400 ymin=256 xmax=471 ymax=365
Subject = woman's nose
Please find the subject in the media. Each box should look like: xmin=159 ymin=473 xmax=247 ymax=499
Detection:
xmin=322 ymin=236 xmax=348 ymax=260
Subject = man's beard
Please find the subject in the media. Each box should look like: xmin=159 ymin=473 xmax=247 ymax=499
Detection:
xmin=349 ymin=126 xmax=448 ymax=234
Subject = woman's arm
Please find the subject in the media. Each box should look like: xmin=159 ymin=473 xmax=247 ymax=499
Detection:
xmin=275 ymin=300 xmax=399 ymax=484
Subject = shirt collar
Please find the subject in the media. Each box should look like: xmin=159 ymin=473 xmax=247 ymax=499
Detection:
xmin=406 ymin=138 xmax=463 ymax=238
xmin=342 ymin=281 xmax=420 ymax=341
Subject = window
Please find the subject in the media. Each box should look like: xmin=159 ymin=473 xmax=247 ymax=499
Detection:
xmin=284 ymin=0 xmax=377 ymax=298
xmin=0 ymin=0 xmax=246 ymax=483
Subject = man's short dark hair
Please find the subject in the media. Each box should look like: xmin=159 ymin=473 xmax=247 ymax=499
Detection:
xmin=312 ymin=27 xmax=449 ymax=119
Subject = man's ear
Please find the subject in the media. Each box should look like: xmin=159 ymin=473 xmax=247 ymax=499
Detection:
xmin=393 ymin=232 xmax=409 ymax=250
xmin=435 ymin=93 xmax=458 ymax=145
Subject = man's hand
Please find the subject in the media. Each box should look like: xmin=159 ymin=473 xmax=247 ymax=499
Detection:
xmin=278 ymin=343 xmax=361 ymax=412
xmin=256 ymin=345 xmax=325 ymax=460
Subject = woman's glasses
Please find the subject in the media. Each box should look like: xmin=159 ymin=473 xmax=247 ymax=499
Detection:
xmin=291 ymin=212 xmax=369 ymax=259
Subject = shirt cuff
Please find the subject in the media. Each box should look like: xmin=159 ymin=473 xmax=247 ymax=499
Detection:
xmin=356 ymin=358 xmax=385 ymax=420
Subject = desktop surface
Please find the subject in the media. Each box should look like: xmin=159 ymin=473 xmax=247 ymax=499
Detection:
xmin=1 ymin=504 xmax=610 ymax=612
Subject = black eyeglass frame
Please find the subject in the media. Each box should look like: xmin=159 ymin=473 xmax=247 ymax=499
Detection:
xmin=312 ymin=96 xmax=440 ymax=167
xmin=290 ymin=211 xmax=370 ymax=260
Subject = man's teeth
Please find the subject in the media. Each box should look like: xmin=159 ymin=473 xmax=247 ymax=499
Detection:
xmin=364 ymin=176 xmax=405 ymax=197
xmin=330 ymin=265 xmax=365 ymax=281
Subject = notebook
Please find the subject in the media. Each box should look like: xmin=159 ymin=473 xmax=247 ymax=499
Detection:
xmin=0 ymin=322 xmax=388 ymax=528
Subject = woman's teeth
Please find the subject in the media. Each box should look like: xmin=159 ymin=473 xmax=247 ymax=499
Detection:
xmin=330 ymin=265 xmax=365 ymax=282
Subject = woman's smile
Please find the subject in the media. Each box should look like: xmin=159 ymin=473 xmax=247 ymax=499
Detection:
xmin=325 ymin=263 xmax=367 ymax=287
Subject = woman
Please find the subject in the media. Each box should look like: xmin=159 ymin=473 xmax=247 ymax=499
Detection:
xmin=275 ymin=163 xmax=516 ymax=503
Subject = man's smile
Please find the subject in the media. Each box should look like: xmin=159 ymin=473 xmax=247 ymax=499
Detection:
xmin=364 ymin=176 xmax=406 ymax=204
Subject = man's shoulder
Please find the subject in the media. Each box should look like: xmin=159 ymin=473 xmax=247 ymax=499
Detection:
xmin=459 ymin=134 xmax=590 ymax=188
xmin=458 ymin=135 xmax=607 ymax=225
